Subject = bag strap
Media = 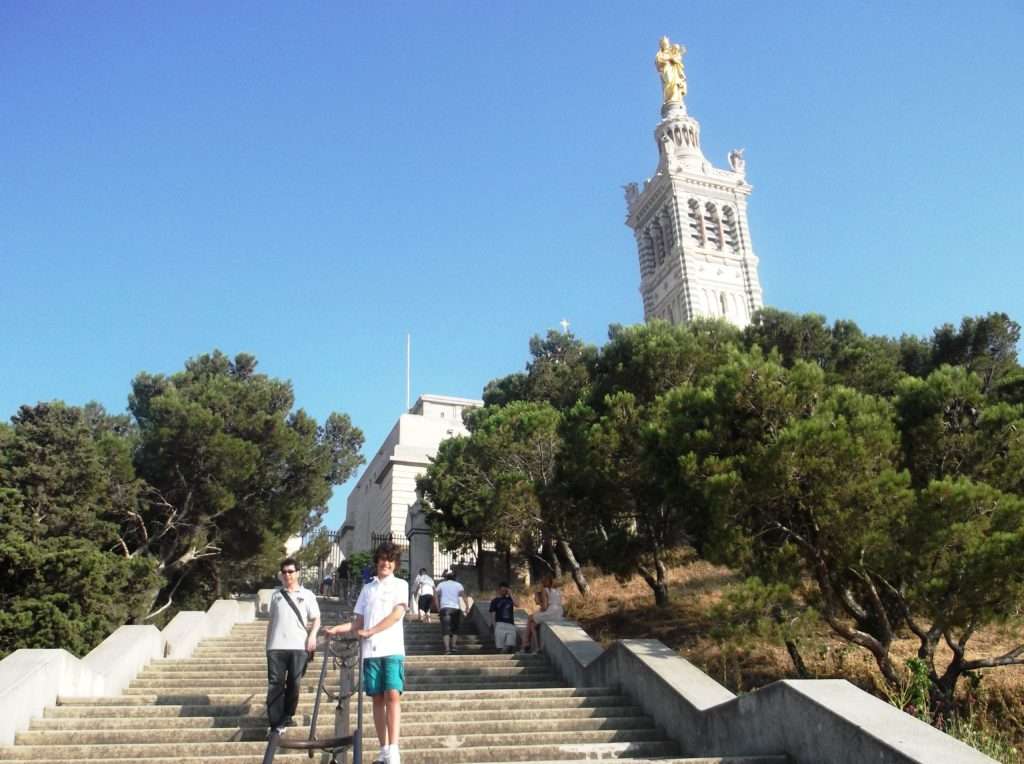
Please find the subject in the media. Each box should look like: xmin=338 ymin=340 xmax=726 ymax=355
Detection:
xmin=279 ymin=588 xmax=308 ymax=632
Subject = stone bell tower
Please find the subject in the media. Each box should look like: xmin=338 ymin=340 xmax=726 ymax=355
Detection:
xmin=625 ymin=37 xmax=763 ymax=328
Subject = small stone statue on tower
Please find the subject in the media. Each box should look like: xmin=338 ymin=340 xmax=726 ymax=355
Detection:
xmin=655 ymin=36 xmax=687 ymax=104
xmin=623 ymin=182 xmax=639 ymax=207
xmin=728 ymin=148 xmax=746 ymax=175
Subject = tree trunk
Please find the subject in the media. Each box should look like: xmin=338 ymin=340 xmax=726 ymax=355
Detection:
xmin=930 ymin=637 xmax=962 ymax=723
xmin=638 ymin=564 xmax=670 ymax=607
xmin=541 ymin=537 xmax=562 ymax=579
xmin=814 ymin=563 xmax=900 ymax=687
xmin=476 ymin=537 xmax=485 ymax=591
xmin=784 ymin=639 xmax=811 ymax=679
xmin=768 ymin=604 xmax=810 ymax=678
xmin=555 ymin=538 xmax=590 ymax=596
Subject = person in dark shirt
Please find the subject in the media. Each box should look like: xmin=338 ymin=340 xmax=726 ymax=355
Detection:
xmin=489 ymin=582 xmax=518 ymax=653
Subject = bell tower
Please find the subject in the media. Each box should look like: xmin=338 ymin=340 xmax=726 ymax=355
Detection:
xmin=625 ymin=37 xmax=763 ymax=327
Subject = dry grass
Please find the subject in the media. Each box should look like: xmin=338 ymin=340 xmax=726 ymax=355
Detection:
xmin=533 ymin=557 xmax=1024 ymax=757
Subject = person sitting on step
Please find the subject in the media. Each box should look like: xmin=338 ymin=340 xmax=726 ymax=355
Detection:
xmin=521 ymin=574 xmax=563 ymax=654
xmin=489 ymin=582 xmax=518 ymax=653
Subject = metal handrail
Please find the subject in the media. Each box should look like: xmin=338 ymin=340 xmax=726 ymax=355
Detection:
xmin=262 ymin=635 xmax=363 ymax=764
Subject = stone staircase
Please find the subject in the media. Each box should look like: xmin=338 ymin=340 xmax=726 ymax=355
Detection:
xmin=0 ymin=599 xmax=788 ymax=763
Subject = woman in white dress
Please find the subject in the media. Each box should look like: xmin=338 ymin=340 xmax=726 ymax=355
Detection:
xmin=521 ymin=575 xmax=563 ymax=653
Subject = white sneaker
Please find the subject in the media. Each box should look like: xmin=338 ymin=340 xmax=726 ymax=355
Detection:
xmin=389 ymin=747 xmax=401 ymax=764
xmin=372 ymin=746 xmax=389 ymax=764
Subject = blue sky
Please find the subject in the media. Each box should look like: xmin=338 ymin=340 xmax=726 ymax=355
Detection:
xmin=3 ymin=2 xmax=1022 ymax=529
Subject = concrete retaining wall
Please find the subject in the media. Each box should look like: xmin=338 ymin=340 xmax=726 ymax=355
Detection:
xmin=0 ymin=597 xmax=255 ymax=746
xmin=235 ymin=597 xmax=256 ymax=623
xmin=206 ymin=600 xmax=243 ymax=638
xmin=0 ymin=650 xmax=99 ymax=750
xmin=162 ymin=612 xmax=211 ymax=659
xmin=257 ymin=588 xmax=275 ymax=616
xmin=527 ymin=614 xmax=995 ymax=764
xmin=78 ymin=625 xmax=163 ymax=697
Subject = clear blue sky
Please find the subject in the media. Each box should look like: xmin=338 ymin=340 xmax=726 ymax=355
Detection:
xmin=3 ymin=2 xmax=1022 ymax=528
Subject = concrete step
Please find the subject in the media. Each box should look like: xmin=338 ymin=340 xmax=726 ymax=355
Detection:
xmin=0 ymin=758 xmax=784 ymax=764
xmin=200 ymin=629 xmax=479 ymax=638
xmin=133 ymin=667 xmax=557 ymax=684
xmin=201 ymin=629 xmax=474 ymax=636
xmin=16 ymin=716 xmax=662 ymax=745
xmin=189 ymin=642 xmax=486 ymax=652
xmin=0 ymin=735 xmax=678 ymax=761
xmin=188 ymin=646 xmax=491 ymax=657
xmin=466 ymin=760 xmax=789 ymax=764
xmin=148 ymin=653 xmax=540 ymax=669
xmin=47 ymin=692 xmax=632 ymax=717
xmin=56 ymin=686 xmax=620 ymax=707
xmin=30 ymin=705 xmax=646 ymax=729
xmin=197 ymin=634 xmax=483 ymax=642
xmin=1 ymin=753 xmax=311 ymax=757
xmin=140 ymin=660 xmax=530 ymax=673
xmin=135 ymin=665 xmax=552 ymax=681
xmin=121 ymin=680 xmax=567 ymax=696
xmin=132 ymin=671 xmax=554 ymax=689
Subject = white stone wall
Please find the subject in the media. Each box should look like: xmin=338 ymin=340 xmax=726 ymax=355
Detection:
xmin=341 ymin=394 xmax=482 ymax=555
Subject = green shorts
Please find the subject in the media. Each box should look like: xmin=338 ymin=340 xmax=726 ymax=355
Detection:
xmin=363 ymin=655 xmax=405 ymax=696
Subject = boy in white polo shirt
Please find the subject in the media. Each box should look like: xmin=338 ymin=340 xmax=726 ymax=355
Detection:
xmin=323 ymin=542 xmax=407 ymax=764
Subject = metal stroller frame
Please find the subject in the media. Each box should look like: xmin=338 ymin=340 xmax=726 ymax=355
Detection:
xmin=262 ymin=635 xmax=363 ymax=764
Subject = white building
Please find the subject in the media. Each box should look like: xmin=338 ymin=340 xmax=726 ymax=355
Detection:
xmin=339 ymin=394 xmax=482 ymax=557
xmin=625 ymin=41 xmax=764 ymax=328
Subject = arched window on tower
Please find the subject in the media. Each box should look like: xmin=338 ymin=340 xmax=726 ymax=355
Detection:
xmin=640 ymin=232 xmax=655 ymax=277
xmin=652 ymin=220 xmax=666 ymax=267
xmin=719 ymin=292 xmax=728 ymax=317
xmin=705 ymin=203 xmax=723 ymax=250
xmin=660 ymin=209 xmax=675 ymax=257
xmin=721 ymin=206 xmax=740 ymax=252
xmin=688 ymin=199 xmax=705 ymax=245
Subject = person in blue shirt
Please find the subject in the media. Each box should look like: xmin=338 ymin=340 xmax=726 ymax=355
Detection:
xmin=489 ymin=582 xmax=518 ymax=653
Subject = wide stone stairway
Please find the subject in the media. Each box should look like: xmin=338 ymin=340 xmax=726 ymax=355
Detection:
xmin=0 ymin=599 xmax=787 ymax=763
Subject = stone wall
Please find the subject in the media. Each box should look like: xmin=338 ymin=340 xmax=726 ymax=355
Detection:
xmin=0 ymin=597 xmax=257 ymax=746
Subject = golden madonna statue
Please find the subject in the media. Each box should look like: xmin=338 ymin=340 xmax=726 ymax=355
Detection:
xmin=655 ymin=36 xmax=687 ymax=104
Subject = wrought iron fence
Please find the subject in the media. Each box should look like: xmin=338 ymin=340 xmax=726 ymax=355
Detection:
xmin=369 ymin=531 xmax=474 ymax=579
xmin=300 ymin=528 xmax=345 ymax=595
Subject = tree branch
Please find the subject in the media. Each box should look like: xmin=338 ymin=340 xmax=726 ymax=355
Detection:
xmin=143 ymin=572 xmax=187 ymax=622
xmin=961 ymin=644 xmax=1024 ymax=672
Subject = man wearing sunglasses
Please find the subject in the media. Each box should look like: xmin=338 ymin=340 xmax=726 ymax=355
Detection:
xmin=266 ymin=558 xmax=321 ymax=736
